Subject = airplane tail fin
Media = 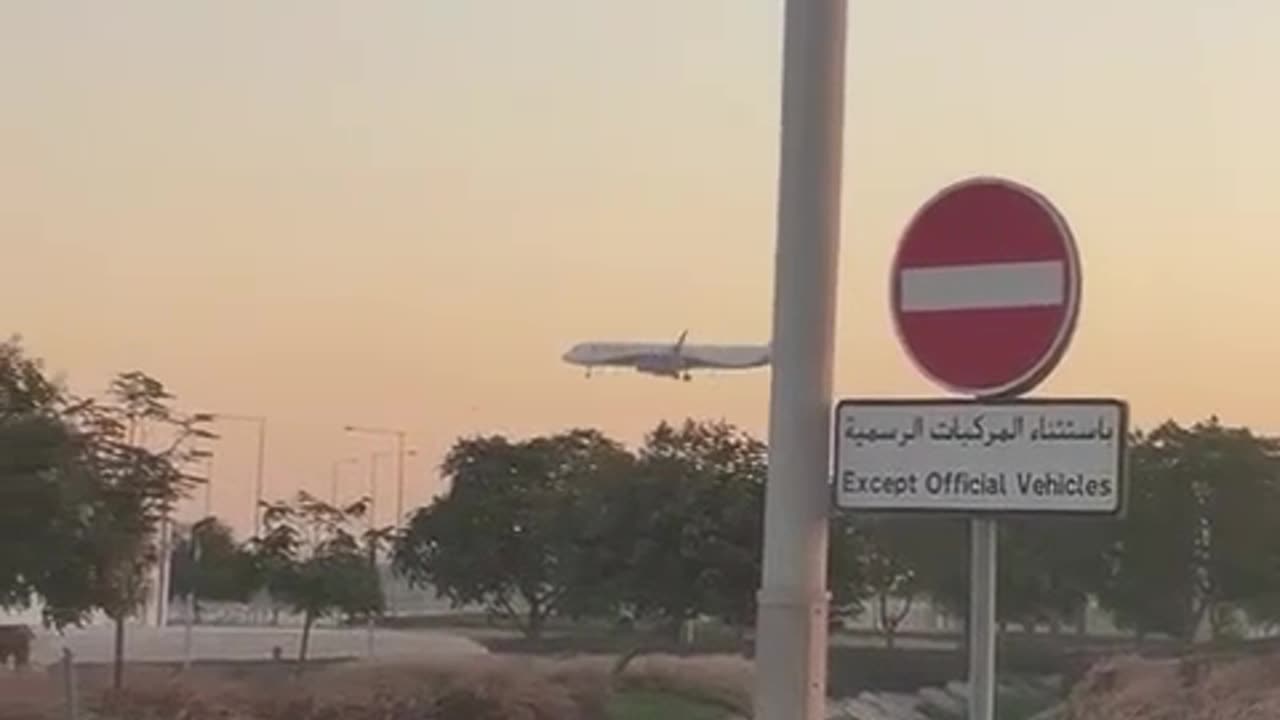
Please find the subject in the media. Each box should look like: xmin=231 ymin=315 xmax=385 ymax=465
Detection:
xmin=674 ymin=329 xmax=689 ymax=353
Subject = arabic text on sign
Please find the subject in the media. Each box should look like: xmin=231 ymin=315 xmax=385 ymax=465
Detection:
xmin=842 ymin=411 xmax=1117 ymax=448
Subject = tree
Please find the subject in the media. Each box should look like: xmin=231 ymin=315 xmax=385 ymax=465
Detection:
xmin=850 ymin=518 xmax=932 ymax=648
xmin=170 ymin=517 xmax=257 ymax=619
xmin=1098 ymin=419 xmax=1280 ymax=643
xmin=393 ymin=429 xmax=632 ymax=638
xmin=826 ymin=513 xmax=870 ymax=625
xmin=894 ymin=518 xmax=969 ymax=627
xmin=606 ymin=419 xmax=767 ymax=633
xmin=48 ymin=371 xmax=213 ymax=688
xmin=0 ymin=336 xmax=83 ymax=615
xmin=249 ymin=492 xmax=383 ymax=663
xmin=996 ymin=517 xmax=1110 ymax=633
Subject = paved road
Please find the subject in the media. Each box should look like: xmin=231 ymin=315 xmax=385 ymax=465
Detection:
xmin=29 ymin=622 xmax=488 ymax=667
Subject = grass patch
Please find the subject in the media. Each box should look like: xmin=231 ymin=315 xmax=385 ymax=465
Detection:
xmin=608 ymin=690 xmax=730 ymax=720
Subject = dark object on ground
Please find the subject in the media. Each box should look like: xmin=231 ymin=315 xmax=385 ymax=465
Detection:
xmin=0 ymin=624 xmax=33 ymax=669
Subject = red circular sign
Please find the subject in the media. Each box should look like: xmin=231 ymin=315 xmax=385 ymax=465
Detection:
xmin=890 ymin=176 xmax=1081 ymax=399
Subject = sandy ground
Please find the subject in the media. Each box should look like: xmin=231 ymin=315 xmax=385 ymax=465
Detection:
xmin=26 ymin=622 xmax=489 ymax=667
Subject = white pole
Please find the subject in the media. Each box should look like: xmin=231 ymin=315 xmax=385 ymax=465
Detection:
xmin=182 ymin=590 xmax=194 ymax=670
xmin=754 ymin=1 xmax=847 ymax=719
xmin=395 ymin=431 xmax=405 ymax=525
xmin=367 ymin=452 xmax=378 ymax=657
xmin=155 ymin=517 xmax=173 ymax=627
xmin=253 ymin=420 xmax=267 ymax=537
xmin=968 ymin=518 xmax=998 ymax=720
xmin=183 ymin=530 xmax=201 ymax=671
xmin=204 ymin=453 xmax=214 ymax=519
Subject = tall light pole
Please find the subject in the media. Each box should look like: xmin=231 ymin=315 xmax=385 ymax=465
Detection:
xmin=754 ymin=1 xmax=847 ymax=720
xmin=363 ymin=450 xmax=391 ymax=659
xmin=361 ymin=449 xmax=417 ymax=528
xmin=330 ymin=456 xmax=360 ymax=506
xmin=344 ymin=425 xmax=408 ymax=525
xmin=366 ymin=450 xmax=391 ymax=530
xmin=200 ymin=449 xmax=215 ymax=519
xmin=200 ymin=413 xmax=268 ymax=536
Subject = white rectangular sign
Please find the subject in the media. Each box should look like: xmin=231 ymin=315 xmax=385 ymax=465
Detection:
xmin=832 ymin=398 xmax=1128 ymax=515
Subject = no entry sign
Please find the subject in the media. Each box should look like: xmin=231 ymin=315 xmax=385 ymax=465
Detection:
xmin=891 ymin=177 xmax=1081 ymax=399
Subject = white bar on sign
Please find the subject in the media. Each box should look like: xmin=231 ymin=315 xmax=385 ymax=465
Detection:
xmin=899 ymin=260 xmax=1064 ymax=312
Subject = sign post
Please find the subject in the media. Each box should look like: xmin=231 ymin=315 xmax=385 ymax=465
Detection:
xmin=753 ymin=2 xmax=848 ymax=720
xmin=834 ymin=177 xmax=1126 ymax=720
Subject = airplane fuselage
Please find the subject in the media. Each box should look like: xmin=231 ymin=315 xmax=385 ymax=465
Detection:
xmin=561 ymin=333 xmax=769 ymax=381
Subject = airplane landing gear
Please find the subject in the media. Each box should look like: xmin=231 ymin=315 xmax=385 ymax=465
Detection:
xmin=682 ymin=372 xmax=692 ymax=382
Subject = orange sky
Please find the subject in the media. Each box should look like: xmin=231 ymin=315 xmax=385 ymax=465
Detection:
xmin=3 ymin=1 xmax=1280 ymax=537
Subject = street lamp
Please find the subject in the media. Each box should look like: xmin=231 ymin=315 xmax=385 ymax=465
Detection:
xmin=200 ymin=413 xmax=268 ymax=536
xmin=188 ymin=447 xmax=216 ymax=519
xmin=344 ymin=425 xmax=409 ymax=526
xmin=362 ymin=448 xmax=417 ymax=530
xmin=362 ymin=448 xmax=415 ymax=623
xmin=330 ymin=456 xmax=360 ymax=506
xmin=753 ymin=1 xmax=847 ymax=718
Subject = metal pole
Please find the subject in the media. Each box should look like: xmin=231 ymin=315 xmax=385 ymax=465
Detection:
xmin=62 ymin=648 xmax=78 ymax=720
xmin=753 ymin=1 xmax=847 ymax=718
xmin=968 ymin=518 xmax=998 ymax=720
xmin=367 ymin=451 xmax=378 ymax=657
xmin=368 ymin=452 xmax=378 ymax=528
xmin=156 ymin=516 xmax=172 ymax=627
xmin=253 ymin=420 xmax=267 ymax=537
xmin=395 ymin=431 xmax=405 ymax=525
xmin=203 ymin=453 xmax=214 ymax=519
xmin=183 ymin=531 xmax=199 ymax=671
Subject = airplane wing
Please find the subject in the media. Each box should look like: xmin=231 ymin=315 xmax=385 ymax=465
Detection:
xmin=679 ymin=344 xmax=771 ymax=369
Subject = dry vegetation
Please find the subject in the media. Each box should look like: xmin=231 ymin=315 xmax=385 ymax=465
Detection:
xmin=0 ymin=653 xmax=751 ymax=720
xmin=1063 ymin=652 xmax=1280 ymax=720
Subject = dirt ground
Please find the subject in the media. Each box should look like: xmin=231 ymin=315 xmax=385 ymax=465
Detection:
xmin=1064 ymin=652 xmax=1280 ymax=720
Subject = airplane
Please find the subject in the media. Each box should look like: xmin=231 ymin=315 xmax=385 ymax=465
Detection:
xmin=561 ymin=330 xmax=770 ymax=381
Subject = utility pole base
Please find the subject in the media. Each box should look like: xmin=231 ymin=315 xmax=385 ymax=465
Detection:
xmin=753 ymin=590 xmax=830 ymax=720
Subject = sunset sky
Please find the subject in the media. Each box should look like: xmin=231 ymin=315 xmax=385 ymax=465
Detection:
xmin=3 ymin=1 xmax=1279 ymax=537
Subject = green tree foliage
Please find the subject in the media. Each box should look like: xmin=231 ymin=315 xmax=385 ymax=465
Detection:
xmin=17 ymin=328 xmax=1280 ymax=671
xmin=249 ymin=492 xmax=383 ymax=663
xmin=1098 ymin=419 xmax=1280 ymax=642
xmin=614 ymin=420 xmax=766 ymax=631
xmin=891 ymin=518 xmax=969 ymax=624
xmin=53 ymin=371 xmax=213 ymax=687
xmin=826 ymin=513 xmax=870 ymax=624
xmin=170 ymin=517 xmax=258 ymax=615
xmin=996 ymin=517 xmax=1110 ymax=633
xmin=2 ymin=347 xmax=213 ymax=692
xmin=0 ymin=337 xmax=94 ymax=620
xmin=394 ymin=429 xmax=631 ymax=638
xmin=845 ymin=518 xmax=939 ymax=648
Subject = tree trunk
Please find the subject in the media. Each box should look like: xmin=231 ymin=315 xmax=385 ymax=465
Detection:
xmin=1183 ymin=599 xmax=1210 ymax=647
xmin=112 ymin=615 xmax=126 ymax=690
xmin=877 ymin=594 xmax=894 ymax=649
xmin=298 ymin=610 xmax=315 ymax=665
xmin=612 ymin=646 xmax=645 ymax=678
xmin=524 ymin=603 xmax=545 ymax=640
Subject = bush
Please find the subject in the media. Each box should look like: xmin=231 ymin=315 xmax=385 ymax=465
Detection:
xmin=0 ymin=657 xmax=617 ymax=720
